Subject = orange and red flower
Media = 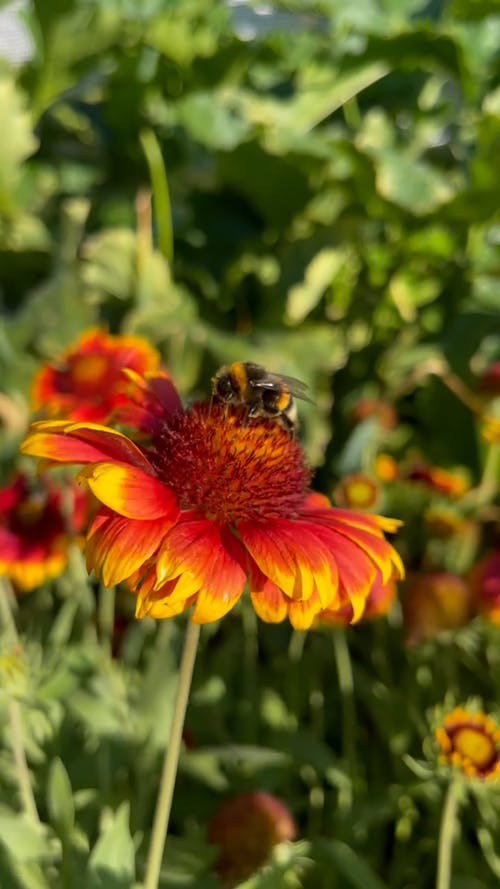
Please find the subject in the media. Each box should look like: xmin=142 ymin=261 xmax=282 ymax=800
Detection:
xmin=402 ymin=572 xmax=472 ymax=644
xmin=469 ymin=550 xmax=500 ymax=624
xmin=405 ymin=462 xmax=469 ymax=498
xmin=436 ymin=708 xmax=500 ymax=781
xmin=208 ymin=790 xmax=296 ymax=887
xmin=0 ymin=472 xmax=87 ymax=591
xmin=30 ymin=328 xmax=160 ymax=424
xmin=21 ymin=370 xmax=403 ymax=628
xmin=333 ymin=473 xmax=379 ymax=511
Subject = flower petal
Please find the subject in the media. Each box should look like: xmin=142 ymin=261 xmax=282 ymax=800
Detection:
xmin=122 ymin=368 xmax=182 ymax=422
xmin=80 ymin=462 xmax=179 ymax=520
xmin=155 ymin=517 xmax=247 ymax=623
xmin=288 ymin=589 xmax=324 ymax=630
xmin=86 ymin=509 xmax=174 ymax=586
xmin=21 ymin=420 xmax=152 ymax=469
xmin=248 ymin=562 xmax=288 ymax=624
xmin=239 ymin=519 xmax=338 ymax=604
xmin=237 ymin=521 xmax=300 ymax=599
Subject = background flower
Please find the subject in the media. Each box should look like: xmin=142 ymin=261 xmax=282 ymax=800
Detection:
xmin=436 ymin=708 xmax=500 ymax=781
xmin=30 ymin=328 xmax=161 ymax=423
xmin=402 ymin=572 xmax=473 ymax=645
xmin=0 ymin=472 xmax=87 ymax=591
xmin=208 ymin=791 xmax=297 ymax=887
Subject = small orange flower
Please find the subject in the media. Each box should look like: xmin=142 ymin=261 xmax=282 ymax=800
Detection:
xmin=436 ymin=708 xmax=500 ymax=781
xmin=0 ymin=472 xmax=87 ymax=591
xmin=208 ymin=791 xmax=296 ymax=887
xmin=333 ymin=473 xmax=379 ymax=510
xmin=319 ymin=570 xmax=397 ymax=626
xmin=21 ymin=370 xmax=403 ymax=628
xmin=469 ymin=550 xmax=500 ymax=624
xmin=402 ymin=572 xmax=472 ymax=644
xmin=406 ymin=462 xmax=469 ymax=498
xmin=373 ymin=453 xmax=399 ymax=483
xmin=30 ymin=328 xmax=160 ymax=423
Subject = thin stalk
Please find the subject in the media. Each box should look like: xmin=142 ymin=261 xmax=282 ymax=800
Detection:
xmin=0 ymin=578 xmax=40 ymax=823
xmin=143 ymin=620 xmax=201 ymax=889
xmin=8 ymin=699 xmax=40 ymax=823
xmin=462 ymin=442 xmax=500 ymax=511
xmin=436 ymin=779 xmax=460 ymax=889
xmin=332 ymin=628 xmax=356 ymax=808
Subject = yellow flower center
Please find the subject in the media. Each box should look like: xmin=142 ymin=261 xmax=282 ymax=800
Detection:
xmin=453 ymin=727 xmax=495 ymax=769
xmin=70 ymin=354 xmax=109 ymax=387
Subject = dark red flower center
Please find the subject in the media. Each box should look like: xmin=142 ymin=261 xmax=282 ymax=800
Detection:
xmin=150 ymin=402 xmax=311 ymax=523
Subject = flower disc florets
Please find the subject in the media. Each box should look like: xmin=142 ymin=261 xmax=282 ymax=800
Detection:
xmin=150 ymin=402 xmax=311 ymax=524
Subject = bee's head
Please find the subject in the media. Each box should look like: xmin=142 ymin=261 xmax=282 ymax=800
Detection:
xmin=212 ymin=368 xmax=240 ymax=403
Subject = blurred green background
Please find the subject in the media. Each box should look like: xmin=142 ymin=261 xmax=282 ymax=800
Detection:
xmin=1 ymin=0 xmax=499 ymax=473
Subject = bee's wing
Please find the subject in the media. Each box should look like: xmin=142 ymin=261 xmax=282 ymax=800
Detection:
xmin=251 ymin=373 xmax=315 ymax=404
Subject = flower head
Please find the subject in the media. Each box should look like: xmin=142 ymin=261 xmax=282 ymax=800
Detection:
xmin=469 ymin=550 xmax=500 ymax=624
xmin=373 ymin=453 xmax=399 ymax=483
xmin=436 ymin=708 xmax=500 ymax=781
xmin=208 ymin=790 xmax=296 ymax=887
xmin=406 ymin=462 xmax=469 ymax=498
xmin=0 ymin=472 xmax=87 ymax=591
xmin=30 ymin=328 xmax=160 ymax=423
xmin=21 ymin=371 xmax=403 ymax=627
xmin=402 ymin=572 xmax=472 ymax=644
xmin=333 ymin=473 xmax=379 ymax=510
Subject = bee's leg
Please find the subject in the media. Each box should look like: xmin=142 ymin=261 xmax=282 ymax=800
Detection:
xmin=244 ymin=403 xmax=259 ymax=428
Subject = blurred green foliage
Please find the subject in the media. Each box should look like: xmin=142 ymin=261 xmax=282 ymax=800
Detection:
xmin=1 ymin=0 xmax=500 ymax=887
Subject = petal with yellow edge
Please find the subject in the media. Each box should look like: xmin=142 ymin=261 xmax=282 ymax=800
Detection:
xmin=21 ymin=420 xmax=151 ymax=469
xmin=80 ymin=462 xmax=179 ymax=520
xmin=248 ymin=563 xmax=288 ymax=624
xmin=288 ymin=587 xmax=324 ymax=630
xmin=85 ymin=510 xmax=174 ymax=587
xmin=237 ymin=521 xmax=300 ymax=600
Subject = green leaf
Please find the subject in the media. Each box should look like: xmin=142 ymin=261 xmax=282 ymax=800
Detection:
xmin=0 ymin=811 xmax=54 ymax=863
xmin=285 ymin=247 xmax=353 ymax=324
xmin=140 ymin=128 xmax=174 ymax=264
xmin=0 ymin=75 xmax=38 ymax=217
xmin=176 ymin=91 xmax=251 ymax=151
xmin=87 ymin=803 xmax=135 ymax=889
xmin=46 ymin=758 xmax=75 ymax=837
xmin=375 ymin=151 xmax=457 ymax=215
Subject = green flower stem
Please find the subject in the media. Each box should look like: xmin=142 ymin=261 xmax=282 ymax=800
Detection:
xmin=0 ymin=578 xmax=40 ymax=823
xmin=8 ymin=698 xmax=40 ymax=823
xmin=471 ymin=442 xmax=500 ymax=509
xmin=0 ymin=575 xmax=19 ymax=639
xmin=332 ymin=628 xmax=356 ymax=808
xmin=143 ymin=620 xmax=201 ymax=889
xmin=436 ymin=779 xmax=460 ymax=889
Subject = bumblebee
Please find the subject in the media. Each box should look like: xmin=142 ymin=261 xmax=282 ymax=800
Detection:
xmin=211 ymin=361 xmax=312 ymax=434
